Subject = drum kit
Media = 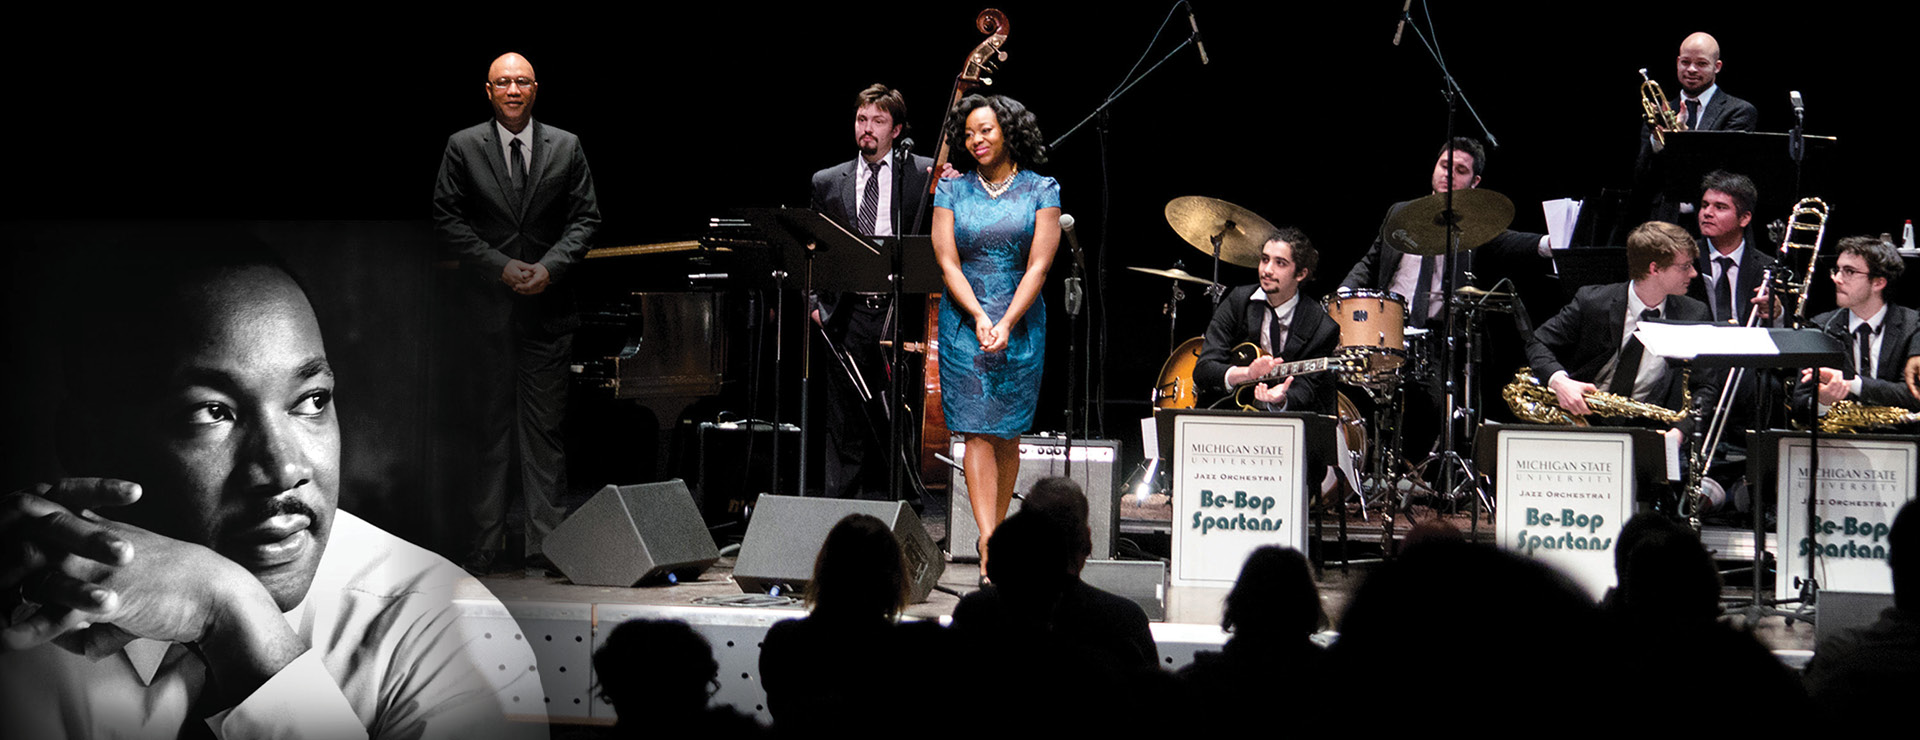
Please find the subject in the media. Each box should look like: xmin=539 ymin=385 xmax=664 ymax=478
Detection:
xmin=1134 ymin=191 xmax=1519 ymax=522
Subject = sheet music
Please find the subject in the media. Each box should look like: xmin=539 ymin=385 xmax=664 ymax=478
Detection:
xmin=1542 ymin=198 xmax=1580 ymax=269
xmin=1634 ymin=322 xmax=1778 ymax=360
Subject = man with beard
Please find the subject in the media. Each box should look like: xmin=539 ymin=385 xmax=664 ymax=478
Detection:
xmin=1195 ymin=228 xmax=1340 ymax=415
xmin=0 ymin=242 xmax=543 ymax=739
xmin=807 ymin=84 xmax=935 ymax=500
xmin=1634 ymin=33 xmax=1759 ymax=225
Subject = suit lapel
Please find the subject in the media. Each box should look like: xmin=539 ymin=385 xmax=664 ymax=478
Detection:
xmin=839 ymin=158 xmax=860 ymax=227
xmin=1876 ymin=308 xmax=1911 ymax=381
xmin=514 ymin=121 xmax=552 ymax=223
xmin=1281 ymin=303 xmax=1321 ymax=359
xmin=1604 ymin=283 xmax=1629 ymax=351
xmin=478 ymin=123 xmax=515 ymax=220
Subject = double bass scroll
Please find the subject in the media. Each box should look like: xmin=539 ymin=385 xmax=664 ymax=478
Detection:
xmin=927 ymin=9 xmax=1010 ymax=195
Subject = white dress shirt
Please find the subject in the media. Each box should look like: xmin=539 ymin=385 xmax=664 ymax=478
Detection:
xmin=0 ymin=511 xmax=546 ymax=740
xmin=495 ymin=120 xmax=534 ymax=178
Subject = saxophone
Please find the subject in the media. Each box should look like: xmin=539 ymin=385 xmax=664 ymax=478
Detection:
xmin=1813 ymin=400 xmax=1920 ymax=433
xmin=1502 ymin=368 xmax=1687 ymax=426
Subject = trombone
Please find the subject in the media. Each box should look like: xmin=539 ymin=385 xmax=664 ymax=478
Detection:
xmin=1680 ymin=197 xmax=1830 ymax=528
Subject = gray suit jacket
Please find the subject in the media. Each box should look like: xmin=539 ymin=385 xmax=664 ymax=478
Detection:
xmin=433 ymin=119 xmax=601 ymax=333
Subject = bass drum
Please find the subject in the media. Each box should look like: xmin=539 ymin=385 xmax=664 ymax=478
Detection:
xmin=1152 ymin=336 xmax=1206 ymax=409
xmin=1324 ymin=391 xmax=1369 ymax=505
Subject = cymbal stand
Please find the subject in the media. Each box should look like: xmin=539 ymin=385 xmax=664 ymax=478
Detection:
xmin=1161 ymin=261 xmax=1190 ymax=354
xmin=1395 ymin=0 xmax=1500 ymax=536
xmin=1206 ymin=230 xmax=1229 ymax=305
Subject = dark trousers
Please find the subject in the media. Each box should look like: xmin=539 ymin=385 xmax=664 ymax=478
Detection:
xmin=469 ymin=309 xmax=571 ymax=556
xmin=822 ymin=297 xmax=893 ymax=500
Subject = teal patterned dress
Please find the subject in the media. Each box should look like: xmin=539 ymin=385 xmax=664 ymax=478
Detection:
xmin=934 ymin=169 xmax=1060 ymax=437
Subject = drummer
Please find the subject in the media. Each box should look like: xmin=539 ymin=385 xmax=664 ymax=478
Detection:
xmin=1337 ymin=137 xmax=1554 ymax=332
xmin=1194 ymin=227 xmax=1341 ymax=415
xmin=1336 ymin=137 xmax=1555 ymax=458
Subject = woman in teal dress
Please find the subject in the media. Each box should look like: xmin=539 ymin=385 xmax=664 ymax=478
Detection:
xmin=931 ymin=94 xmax=1060 ymax=570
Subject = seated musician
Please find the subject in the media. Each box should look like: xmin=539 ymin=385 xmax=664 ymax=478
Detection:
xmin=1193 ymin=228 xmax=1339 ymax=414
xmin=1338 ymin=137 xmax=1552 ymax=333
xmin=1794 ymin=236 xmax=1920 ymax=427
xmin=1524 ymin=221 xmax=1716 ymax=423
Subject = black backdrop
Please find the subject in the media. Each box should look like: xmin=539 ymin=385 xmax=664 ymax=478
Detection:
xmin=9 ymin=3 xmax=1916 ymax=550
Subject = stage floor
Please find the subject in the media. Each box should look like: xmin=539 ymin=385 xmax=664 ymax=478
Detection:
xmin=462 ymin=529 xmax=1821 ymax=727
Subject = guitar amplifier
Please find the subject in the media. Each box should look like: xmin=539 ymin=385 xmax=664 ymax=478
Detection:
xmin=946 ymin=436 xmax=1119 ymax=562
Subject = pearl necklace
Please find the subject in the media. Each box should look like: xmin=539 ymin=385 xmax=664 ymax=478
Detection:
xmin=978 ymin=165 xmax=1019 ymax=199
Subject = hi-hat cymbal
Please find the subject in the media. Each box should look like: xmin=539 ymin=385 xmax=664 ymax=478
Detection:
xmin=1379 ymin=189 xmax=1516 ymax=256
xmin=1126 ymin=265 xmax=1215 ymax=286
xmin=1164 ymin=196 xmax=1279 ymax=268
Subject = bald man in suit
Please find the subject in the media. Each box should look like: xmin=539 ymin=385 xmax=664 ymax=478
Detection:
xmin=433 ymin=52 xmax=600 ymax=575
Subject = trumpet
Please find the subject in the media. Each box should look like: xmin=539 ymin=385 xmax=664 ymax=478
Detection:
xmin=1639 ymin=68 xmax=1685 ymax=147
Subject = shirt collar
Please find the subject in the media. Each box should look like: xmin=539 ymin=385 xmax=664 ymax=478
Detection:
xmin=1684 ymin=83 xmax=1718 ymax=111
xmin=1711 ymin=239 xmax=1744 ymax=265
xmin=495 ymin=119 xmax=534 ymax=146
xmin=1627 ymin=281 xmax=1665 ymax=315
xmin=1250 ymin=288 xmax=1302 ymax=318
xmin=1849 ymin=303 xmax=1889 ymax=333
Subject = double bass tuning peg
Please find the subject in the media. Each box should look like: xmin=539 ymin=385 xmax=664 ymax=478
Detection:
xmin=997 ymin=50 xmax=1008 ymax=62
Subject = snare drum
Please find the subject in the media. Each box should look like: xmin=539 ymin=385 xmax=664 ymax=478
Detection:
xmin=1324 ymin=287 xmax=1408 ymax=379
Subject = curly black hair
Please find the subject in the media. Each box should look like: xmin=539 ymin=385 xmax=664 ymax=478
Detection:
xmin=942 ymin=93 xmax=1048 ymax=172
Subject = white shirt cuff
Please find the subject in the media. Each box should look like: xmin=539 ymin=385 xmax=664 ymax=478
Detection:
xmin=210 ymin=650 xmax=367 ymax=740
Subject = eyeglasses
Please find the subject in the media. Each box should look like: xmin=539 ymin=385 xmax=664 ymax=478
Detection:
xmin=489 ymin=78 xmax=537 ymax=91
xmin=1830 ymin=266 xmax=1876 ymax=280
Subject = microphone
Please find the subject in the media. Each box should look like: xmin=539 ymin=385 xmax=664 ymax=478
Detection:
xmin=894 ymin=136 xmax=915 ymax=157
xmin=1059 ymin=214 xmax=1085 ymax=316
xmin=1059 ymin=213 xmax=1083 ymax=254
xmin=1393 ymin=0 xmax=1412 ymax=46
xmin=1186 ymin=3 xmax=1210 ymax=65
xmin=1789 ymin=90 xmax=1805 ymax=119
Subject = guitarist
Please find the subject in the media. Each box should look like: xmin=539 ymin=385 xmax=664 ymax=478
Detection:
xmin=1194 ymin=228 xmax=1341 ymax=415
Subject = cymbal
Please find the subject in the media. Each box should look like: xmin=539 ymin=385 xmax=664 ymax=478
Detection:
xmin=1164 ymin=196 xmax=1279 ymax=268
xmin=1379 ymin=189 xmax=1516 ymax=256
xmin=1126 ymin=265 xmax=1215 ymax=286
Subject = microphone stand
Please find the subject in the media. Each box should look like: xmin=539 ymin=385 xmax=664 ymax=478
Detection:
xmin=1398 ymin=10 xmax=1501 ymax=536
xmin=1063 ymin=224 xmax=1087 ymax=475
xmin=1048 ymin=2 xmax=1209 ymax=444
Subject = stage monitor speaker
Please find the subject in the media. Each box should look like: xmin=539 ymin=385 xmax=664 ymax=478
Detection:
xmin=948 ymin=437 xmax=1119 ymax=562
xmin=543 ymin=479 xmax=720 ymax=587
xmin=734 ymin=495 xmax=944 ymax=603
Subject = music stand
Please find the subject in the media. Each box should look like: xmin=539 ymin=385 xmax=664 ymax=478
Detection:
xmin=1638 ymin=323 xmax=1847 ymax=622
xmin=734 ymin=207 xmax=904 ymax=501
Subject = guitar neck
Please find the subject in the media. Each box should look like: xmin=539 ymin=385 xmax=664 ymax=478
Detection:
xmin=1242 ymin=356 xmax=1338 ymax=386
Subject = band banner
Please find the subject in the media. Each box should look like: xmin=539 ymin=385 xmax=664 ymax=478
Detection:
xmin=1774 ymin=436 xmax=1917 ymax=600
xmin=1493 ymin=428 xmax=1638 ymax=600
xmin=1170 ymin=414 xmax=1309 ymax=587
